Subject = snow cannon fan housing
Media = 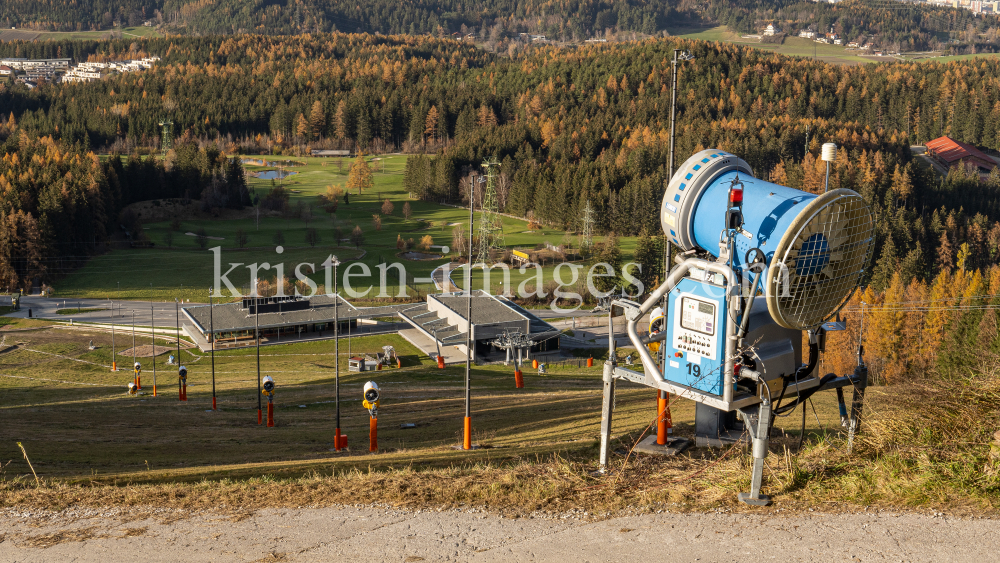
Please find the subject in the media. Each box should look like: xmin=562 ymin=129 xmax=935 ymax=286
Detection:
xmin=661 ymin=149 xmax=874 ymax=330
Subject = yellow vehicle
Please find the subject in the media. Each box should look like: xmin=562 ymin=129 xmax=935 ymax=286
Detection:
xmin=648 ymin=306 xmax=664 ymax=353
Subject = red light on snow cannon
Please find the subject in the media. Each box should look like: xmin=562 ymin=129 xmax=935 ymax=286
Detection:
xmin=728 ymin=185 xmax=743 ymax=207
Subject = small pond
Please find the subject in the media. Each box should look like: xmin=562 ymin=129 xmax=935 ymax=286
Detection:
xmin=254 ymin=170 xmax=298 ymax=180
xmin=400 ymin=251 xmax=443 ymax=260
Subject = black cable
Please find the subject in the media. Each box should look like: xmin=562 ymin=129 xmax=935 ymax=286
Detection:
xmin=796 ymin=397 xmax=806 ymax=451
xmin=773 ymin=340 xmax=819 ymax=416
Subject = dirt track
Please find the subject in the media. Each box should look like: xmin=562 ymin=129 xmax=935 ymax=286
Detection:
xmin=0 ymin=505 xmax=993 ymax=562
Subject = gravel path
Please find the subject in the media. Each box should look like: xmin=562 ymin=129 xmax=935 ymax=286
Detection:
xmin=0 ymin=505 xmax=993 ymax=562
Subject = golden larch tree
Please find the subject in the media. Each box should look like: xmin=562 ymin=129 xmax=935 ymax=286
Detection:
xmin=424 ymin=106 xmax=439 ymax=143
xmin=309 ymin=100 xmax=326 ymax=139
xmin=295 ymin=113 xmax=310 ymax=140
xmin=333 ymin=100 xmax=347 ymax=140
xmin=346 ymin=153 xmax=373 ymax=194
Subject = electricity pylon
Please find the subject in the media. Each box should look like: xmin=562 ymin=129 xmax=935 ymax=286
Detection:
xmin=581 ymin=200 xmax=595 ymax=256
xmin=159 ymin=119 xmax=173 ymax=156
xmin=475 ymin=157 xmax=504 ymax=266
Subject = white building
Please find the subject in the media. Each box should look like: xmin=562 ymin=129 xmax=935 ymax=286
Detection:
xmin=799 ymin=30 xmax=816 ymax=39
xmin=0 ymin=58 xmax=70 ymax=70
xmin=764 ymin=24 xmax=781 ymax=36
xmin=62 ymin=69 xmax=107 ymax=83
xmin=62 ymin=56 xmax=160 ymax=83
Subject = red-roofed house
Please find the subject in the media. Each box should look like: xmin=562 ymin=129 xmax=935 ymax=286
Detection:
xmin=0 ymin=65 xmax=13 ymax=76
xmin=925 ymin=136 xmax=997 ymax=175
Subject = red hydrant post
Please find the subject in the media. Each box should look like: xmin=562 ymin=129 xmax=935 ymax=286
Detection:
xmin=262 ymin=376 xmax=275 ymax=427
xmin=369 ymin=417 xmax=377 ymax=452
xmin=437 ymin=355 xmax=445 ymax=369
xmin=178 ymin=366 xmax=187 ymax=402
xmin=514 ymin=369 xmax=524 ymax=389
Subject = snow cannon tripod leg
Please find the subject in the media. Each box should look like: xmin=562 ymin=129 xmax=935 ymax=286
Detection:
xmin=597 ymin=360 xmax=616 ymax=474
xmin=738 ymin=399 xmax=773 ymax=507
xmin=847 ymin=364 xmax=868 ymax=453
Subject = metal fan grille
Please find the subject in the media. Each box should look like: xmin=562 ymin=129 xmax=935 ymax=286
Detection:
xmin=768 ymin=190 xmax=874 ymax=330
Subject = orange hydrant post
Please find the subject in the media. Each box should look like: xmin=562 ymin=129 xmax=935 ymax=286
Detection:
xmin=656 ymin=390 xmax=669 ymax=445
xmin=182 ymin=382 xmax=187 ymax=401
xmin=334 ymin=427 xmax=342 ymax=451
xmin=587 ymin=357 xmax=593 ymax=367
xmin=463 ymin=416 xmax=472 ymax=450
xmin=258 ymin=409 xmax=262 ymax=425
xmin=532 ymin=359 xmax=539 ymax=369
xmin=267 ymin=402 xmax=274 ymax=427
xmin=437 ymin=356 xmax=445 ymax=369
xmin=514 ymin=369 xmax=524 ymax=389
xmin=369 ymin=417 xmax=377 ymax=452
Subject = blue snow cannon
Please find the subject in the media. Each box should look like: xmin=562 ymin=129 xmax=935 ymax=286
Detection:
xmin=661 ymin=149 xmax=874 ymax=330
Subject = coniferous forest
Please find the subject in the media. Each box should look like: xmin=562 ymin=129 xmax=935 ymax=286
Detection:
xmin=1 ymin=33 xmax=999 ymax=319
xmin=2 ymin=0 xmax=999 ymax=52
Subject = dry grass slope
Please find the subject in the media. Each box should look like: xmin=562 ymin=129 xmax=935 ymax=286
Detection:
xmin=0 ymin=316 xmax=997 ymax=515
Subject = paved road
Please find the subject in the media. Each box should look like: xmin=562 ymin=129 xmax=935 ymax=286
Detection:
xmin=0 ymin=505 xmax=992 ymax=562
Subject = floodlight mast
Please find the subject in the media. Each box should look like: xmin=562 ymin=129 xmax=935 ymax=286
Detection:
xmin=662 ymin=48 xmax=695 ymax=433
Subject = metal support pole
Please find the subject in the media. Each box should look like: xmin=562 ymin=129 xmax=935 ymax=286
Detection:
xmin=463 ymin=174 xmax=476 ymax=450
xmin=256 ymin=294 xmax=261 ymax=425
xmin=738 ymin=399 xmax=773 ymax=506
xmin=668 ymin=49 xmax=680 ymax=181
xmin=175 ymin=298 xmax=181 ymax=369
xmin=210 ymin=289 xmax=216 ymax=410
xmin=663 ymin=49 xmax=690 ymax=432
xmin=150 ymin=303 xmax=156 ymax=396
xmin=111 ymin=301 xmax=116 ymax=372
xmin=334 ymin=260 xmax=341 ymax=450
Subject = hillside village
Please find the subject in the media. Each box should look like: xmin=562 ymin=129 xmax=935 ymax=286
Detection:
xmin=0 ymin=55 xmax=159 ymax=86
